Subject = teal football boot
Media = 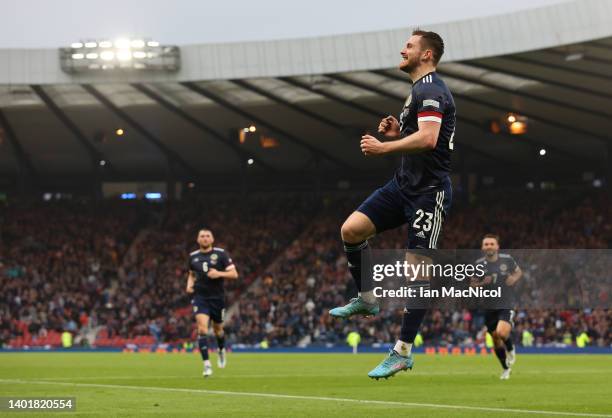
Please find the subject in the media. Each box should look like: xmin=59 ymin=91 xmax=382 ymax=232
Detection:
xmin=367 ymin=350 xmax=414 ymax=380
xmin=329 ymin=297 xmax=379 ymax=318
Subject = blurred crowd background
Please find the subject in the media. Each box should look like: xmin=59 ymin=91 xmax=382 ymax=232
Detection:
xmin=1 ymin=187 xmax=610 ymax=349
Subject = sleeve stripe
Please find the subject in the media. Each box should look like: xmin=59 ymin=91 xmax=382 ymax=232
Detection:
xmin=418 ymin=116 xmax=442 ymax=123
xmin=418 ymin=111 xmax=443 ymax=118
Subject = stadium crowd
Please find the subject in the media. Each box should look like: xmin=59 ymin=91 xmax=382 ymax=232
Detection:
xmin=229 ymin=189 xmax=611 ymax=348
xmin=0 ymin=189 xmax=610 ymax=349
xmin=0 ymin=194 xmax=311 ymax=347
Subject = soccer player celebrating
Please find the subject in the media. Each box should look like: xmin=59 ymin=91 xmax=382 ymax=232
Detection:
xmin=328 ymin=29 xmax=456 ymax=379
xmin=472 ymin=234 xmax=522 ymax=380
xmin=186 ymin=228 xmax=238 ymax=377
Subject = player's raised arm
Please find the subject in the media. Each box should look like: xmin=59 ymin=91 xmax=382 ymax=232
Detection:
xmin=361 ymin=123 xmax=439 ymax=155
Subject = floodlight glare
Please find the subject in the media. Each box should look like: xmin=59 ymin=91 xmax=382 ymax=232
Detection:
xmin=61 ymin=38 xmax=180 ymax=73
xmin=100 ymin=51 xmax=114 ymax=61
xmin=114 ymin=39 xmax=130 ymax=49
xmin=116 ymin=50 xmax=132 ymax=61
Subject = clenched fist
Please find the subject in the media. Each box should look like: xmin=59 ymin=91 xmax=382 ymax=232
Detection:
xmin=361 ymin=135 xmax=388 ymax=156
xmin=378 ymin=115 xmax=400 ymax=138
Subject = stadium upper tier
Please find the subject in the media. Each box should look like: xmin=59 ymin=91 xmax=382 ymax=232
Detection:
xmin=0 ymin=0 xmax=610 ymax=83
xmin=0 ymin=0 xmax=611 ymax=185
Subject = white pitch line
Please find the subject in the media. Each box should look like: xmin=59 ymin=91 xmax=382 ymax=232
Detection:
xmin=0 ymin=379 xmax=610 ymax=417
xmin=32 ymin=369 xmax=612 ymax=380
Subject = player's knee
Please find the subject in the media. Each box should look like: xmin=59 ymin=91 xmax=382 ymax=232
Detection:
xmin=341 ymin=220 xmax=367 ymax=243
xmin=497 ymin=328 xmax=510 ymax=340
xmin=197 ymin=324 xmax=208 ymax=335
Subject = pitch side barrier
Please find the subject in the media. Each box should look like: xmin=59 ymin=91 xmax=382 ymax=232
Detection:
xmin=361 ymin=249 xmax=612 ymax=310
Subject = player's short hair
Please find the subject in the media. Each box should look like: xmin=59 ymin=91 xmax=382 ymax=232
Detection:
xmin=412 ymin=29 xmax=444 ymax=65
xmin=482 ymin=233 xmax=500 ymax=245
xmin=198 ymin=228 xmax=213 ymax=235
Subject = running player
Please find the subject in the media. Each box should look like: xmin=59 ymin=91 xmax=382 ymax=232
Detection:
xmin=473 ymin=234 xmax=522 ymax=380
xmin=328 ymin=29 xmax=456 ymax=379
xmin=186 ymin=228 xmax=238 ymax=377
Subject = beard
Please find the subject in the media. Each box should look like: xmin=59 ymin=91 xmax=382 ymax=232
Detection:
xmin=399 ymin=57 xmax=418 ymax=73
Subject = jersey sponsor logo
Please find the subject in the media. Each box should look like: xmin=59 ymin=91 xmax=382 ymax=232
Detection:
xmin=423 ymin=99 xmax=440 ymax=108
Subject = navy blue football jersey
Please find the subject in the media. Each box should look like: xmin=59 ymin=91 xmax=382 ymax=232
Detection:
xmin=396 ymin=71 xmax=456 ymax=194
xmin=475 ymin=253 xmax=519 ymax=289
xmin=188 ymin=247 xmax=234 ymax=299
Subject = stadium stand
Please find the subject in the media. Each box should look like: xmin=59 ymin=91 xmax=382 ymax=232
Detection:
xmin=2 ymin=189 xmax=608 ymax=349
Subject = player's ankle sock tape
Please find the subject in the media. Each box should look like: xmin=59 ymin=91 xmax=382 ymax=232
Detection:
xmin=504 ymin=336 xmax=514 ymax=352
xmin=217 ymin=335 xmax=225 ymax=350
xmin=343 ymin=240 xmax=371 ymax=292
xmin=198 ymin=336 xmax=209 ymax=361
xmin=400 ymin=309 xmax=427 ymax=342
xmin=494 ymin=347 xmax=508 ymax=369
xmin=394 ymin=340 xmax=413 ymax=356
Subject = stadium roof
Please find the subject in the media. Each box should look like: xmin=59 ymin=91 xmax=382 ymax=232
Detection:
xmin=0 ymin=0 xmax=610 ymax=189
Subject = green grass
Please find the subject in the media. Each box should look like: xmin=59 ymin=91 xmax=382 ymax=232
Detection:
xmin=0 ymin=352 xmax=611 ymax=417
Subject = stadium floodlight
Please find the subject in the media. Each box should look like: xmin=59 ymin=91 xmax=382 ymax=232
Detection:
xmin=247 ymin=158 xmax=254 ymax=165
xmin=539 ymin=148 xmax=547 ymax=156
xmin=116 ymin=128 xmax=124 ymax=136
xmin=114 ymin=38 xmax=131 ymax=49
xmin=100 ymin=51 xmax=114 ymax=61
xmin=60 ymin=38 xmax=180 ymax=73
xmin=116 ymin=50 xmax=132 ymax=61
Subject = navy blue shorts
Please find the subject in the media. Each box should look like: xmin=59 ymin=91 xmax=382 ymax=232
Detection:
xmin=192 ymin=295 xmax=225 ymax=323
xmin=357 ymin=177 xmax=452 ymax=249
xmin=485 ymin=309 xmax=515 ymax=332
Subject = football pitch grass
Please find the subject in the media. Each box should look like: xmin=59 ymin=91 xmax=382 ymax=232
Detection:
xmin=1 ymin=352 xmax=611 ymax=417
